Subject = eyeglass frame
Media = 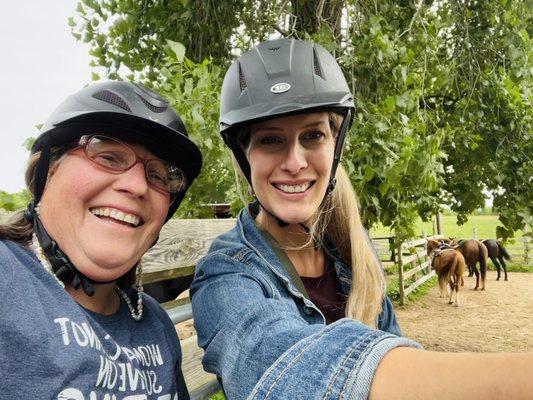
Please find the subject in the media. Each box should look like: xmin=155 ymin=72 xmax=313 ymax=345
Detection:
xmin=68 ymin=134 xmax=187 ymax=196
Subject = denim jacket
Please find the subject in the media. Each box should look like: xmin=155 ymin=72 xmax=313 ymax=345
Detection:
xmin=191 ymin=208 xmax=420 ymax=400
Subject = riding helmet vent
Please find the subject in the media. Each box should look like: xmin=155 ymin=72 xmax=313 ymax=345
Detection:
xmin=137 ymin=94 xmax=168 ymax=113
xmin=238 ymin=62 xmax=247 ymax=92
xmin=313 ymin=47 xmax=324 ymax=78
xmin=92 ymin=90 xmax=132 ymax=112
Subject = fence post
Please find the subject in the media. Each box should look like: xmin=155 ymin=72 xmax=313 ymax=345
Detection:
xmin=473 ymin=227 xmax=477 ymax=240
xmin=398 ymin=241 xmax=405 ymax=305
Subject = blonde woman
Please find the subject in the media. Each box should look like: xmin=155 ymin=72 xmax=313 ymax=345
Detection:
xmin=191 ymin=38 xmax=531 ymax=399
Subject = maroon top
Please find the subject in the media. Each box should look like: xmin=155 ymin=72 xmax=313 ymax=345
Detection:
xmin=300 ymin=258 xmax=347 ymax=324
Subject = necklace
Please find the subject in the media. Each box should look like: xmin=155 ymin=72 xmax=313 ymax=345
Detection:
xmin=30 ymin=234 xmax=144 ymax=321
xmin=115 ymin=283 xmax=144 ymax=321
xmin=30 ymin=234 xmax=65 ymax=288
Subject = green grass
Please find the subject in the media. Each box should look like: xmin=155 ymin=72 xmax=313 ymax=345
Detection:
xmin=487 ymin=262 xmax=531 ymax=273
xmin=387 ymin=273 xmax=438 ymax=306
xmin=369 ymin=214 xmax=524 ymax=240
xmin=208 ymin=390 xmax=226 ymax=400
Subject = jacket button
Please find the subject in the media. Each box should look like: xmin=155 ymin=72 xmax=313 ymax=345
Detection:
xmin=303 ymin=306 xmax=313 ymax=315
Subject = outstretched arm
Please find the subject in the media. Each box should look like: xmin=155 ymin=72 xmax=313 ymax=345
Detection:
xmin=370 ymin=347 xmax=532 ymax=400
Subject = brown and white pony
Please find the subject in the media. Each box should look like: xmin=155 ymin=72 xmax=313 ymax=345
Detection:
xmin=427 ymin=239 xmax=466 ymax=306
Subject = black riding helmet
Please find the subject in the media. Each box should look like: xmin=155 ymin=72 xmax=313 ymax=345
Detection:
xmin=220 ymin=37 xmax=355 ymax=224
xmin=27 ymin=81 xmax=203 ymax=296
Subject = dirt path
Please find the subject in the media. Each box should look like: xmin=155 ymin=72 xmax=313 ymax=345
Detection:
xmin=395 ymin=271 xmax=533 ymax=352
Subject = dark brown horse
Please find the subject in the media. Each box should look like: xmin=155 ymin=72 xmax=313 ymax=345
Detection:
xmin=454 ymin=239 xmax=488 ymax=290
xmin=427 ymin=239 xmax=466 ymax=306
xmin=482 ymin=239 xmax=511 ymax=281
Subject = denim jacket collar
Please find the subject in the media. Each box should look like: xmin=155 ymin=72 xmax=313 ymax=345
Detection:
xmin=236 ymin=206 xmax=353 ymax=306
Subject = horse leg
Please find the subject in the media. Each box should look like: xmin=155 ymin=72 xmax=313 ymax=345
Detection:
xmin=455 ymin=281 xmax=460 ymax=306
xmin=438 ymin=274 xmax=447 ymax=298
xmin=492 ymin=257 xmax=502 ymax=280
xmin=449 ymin=276 xmax=459 ymax=306
xmin=456 ymin=255 xmax=465 ymax=306
xmin=467 ymin=264 xmax=474 ymax=277
xmin=448 ymin=284 xmax=455 ymax=304
xmin=499 ymin=255 xmax=508 ymax=281
xmin=447 ymin=274 xmax=454 ymax=304
xmin=472 ymin=264 xmax=480 ymax=290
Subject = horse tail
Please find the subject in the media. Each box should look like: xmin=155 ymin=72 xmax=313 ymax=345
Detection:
xmin=449 ymin=255 xmax=458 ymax=291
xmin=498 ymin=242 xmax=512 ymax=260
xmin=477 ymin=241 xmax=487 ymax=283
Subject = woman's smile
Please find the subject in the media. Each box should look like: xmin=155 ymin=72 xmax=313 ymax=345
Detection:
xmin=90 ymin=206 xmax=143 ymax=227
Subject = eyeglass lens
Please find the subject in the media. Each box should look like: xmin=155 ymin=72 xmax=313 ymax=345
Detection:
xmin=84 ymin=136 xmax=185 ymax=193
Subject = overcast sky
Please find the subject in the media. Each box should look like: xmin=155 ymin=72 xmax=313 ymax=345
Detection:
xmin=0 ymin=1 xmax=93 ymax=193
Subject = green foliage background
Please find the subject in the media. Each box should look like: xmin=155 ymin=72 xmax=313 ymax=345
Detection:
xmin=3 ymin=0 xmax=531 ymax=242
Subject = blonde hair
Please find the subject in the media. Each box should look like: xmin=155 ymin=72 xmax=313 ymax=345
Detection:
xmin=232 ymin=111 xmax=385 ymax=327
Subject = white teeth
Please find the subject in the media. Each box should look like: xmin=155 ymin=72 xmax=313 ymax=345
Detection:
xmin=277 ymin=183 xmax=310 ymax=193
xmin=90 ymin=207 xmax=141 ymax=227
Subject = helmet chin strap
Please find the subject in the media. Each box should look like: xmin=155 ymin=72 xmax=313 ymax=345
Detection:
xmin=28 ymin=209 xmax=117 ymax=296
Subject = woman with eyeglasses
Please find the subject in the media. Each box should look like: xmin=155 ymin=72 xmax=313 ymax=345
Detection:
xmin=0 ymin=81 xmax=201 ymax=399
xmin=190 ymin=38 xmax=532 ymax=399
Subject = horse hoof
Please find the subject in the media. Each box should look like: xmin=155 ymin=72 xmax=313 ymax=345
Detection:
xmin=481 ymin=288 xmax=485 ymax=291
xmin=448 ymin=301 xmax=453 ymax=304
xmin=505 ymin=278 xmax=508 ymax=281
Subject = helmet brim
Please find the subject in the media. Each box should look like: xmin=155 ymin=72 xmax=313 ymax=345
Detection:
xmin=220 ymin=92 xmax=354 ymax=132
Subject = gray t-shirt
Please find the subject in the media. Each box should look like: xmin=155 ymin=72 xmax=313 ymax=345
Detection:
xmin=0 ymin=239 xmax=189 ymax=400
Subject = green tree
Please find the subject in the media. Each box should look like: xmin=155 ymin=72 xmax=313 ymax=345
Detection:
xmin=0 ymin=190 xmax=31 ymax=212
xmin=70 ymin=0 xmax=531 ymax=240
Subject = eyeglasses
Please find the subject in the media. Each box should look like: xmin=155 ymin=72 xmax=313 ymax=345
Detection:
xmin=74 ymin=135 xmax=186 ymax=195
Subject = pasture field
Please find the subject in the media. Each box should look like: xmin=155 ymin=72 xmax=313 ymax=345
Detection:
xmin=369 ymin=214 xmax=524 ymax=240
xmin=370 ymin=214 xmax=530 ymax=265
